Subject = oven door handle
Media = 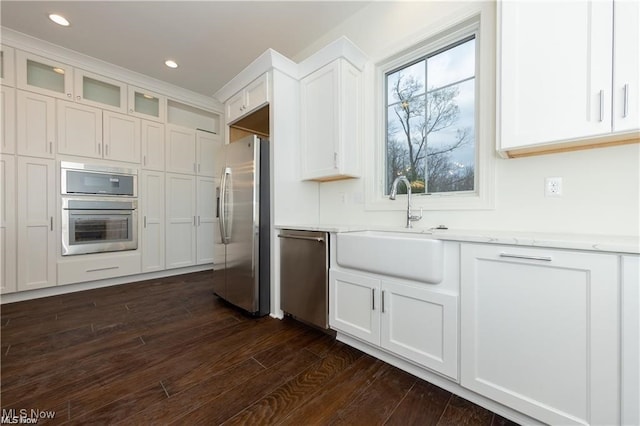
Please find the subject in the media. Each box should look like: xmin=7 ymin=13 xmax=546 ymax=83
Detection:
xmin=67 ymin=209 xmax=134 ymax=215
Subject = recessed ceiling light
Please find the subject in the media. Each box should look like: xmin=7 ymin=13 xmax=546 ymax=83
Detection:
xmin=49 ymin=14 xmax=70 ymax=27
xmin=165 ymin=60 xmax=179 ymax=69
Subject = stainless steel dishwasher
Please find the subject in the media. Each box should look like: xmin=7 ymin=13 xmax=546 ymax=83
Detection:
xmin=279 ymin=229 xmax=329 ymax=329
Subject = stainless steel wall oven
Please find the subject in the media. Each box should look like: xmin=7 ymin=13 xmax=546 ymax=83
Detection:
xmin=60 ymin=162 xmax=138 ymax=256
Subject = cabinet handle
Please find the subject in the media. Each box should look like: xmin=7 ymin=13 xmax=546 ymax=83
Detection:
xmin=49 ymin=141 xmax=53 ymax=154
xmin=499 ymin=253 xmax=552 ymax=262
xmin=193 ymin=216 xmax=196 ymax=226
xmin=98 ymin=144 xmax=101 ymax=155
xmin=50 ymin=216 xmax=53 ymax=231
xmin=198 ymin=216 xmax=201 ymax=226
xmin=623 ymin=83 xmax=629 ymax=118
xmin=381 ymin=290 xmax=385 ymax=313
xmin=371 ymin=288 xmax=375 ymax=310
xmin=143 ymin=155 xmax=147 ymax=166
xmin=86 ymin=266 xmax=119 ymax=273
xmin=105 ymin=144 xmax=109 ymax=156
xmin=143 ymin=216 xmax=147 ymax=228
xmin=599 ymin=89 xmax=604 ymax=122
xmin=334 ymin=152 xmax=338 ymax=168
xmin=194 ymin=163 xmax=197 ymax=173
xmin=198 ymin=164 xmax=201 ymax=173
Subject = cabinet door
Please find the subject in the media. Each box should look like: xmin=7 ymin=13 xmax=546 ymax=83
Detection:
xmin=1 ymin=44 xmax=16 ymax=87
xmin=226 ymin=90 xmax=245 ymax=124
xmin=166 ymin=125 xmax=196 ymax=174
xmin=17 ymin=157 xmax=56 ymax=291
xmin=301 ymin=62 xmax=339 ymax=179
xmin=128 ymin=86 xmax=166 ymax=122
xmin=16 ymin=51 xmax=73 ymax=100
xmin=0 ymin=155 xmax=16 ymax=293
xmin=165 ymin=173 xmax=196 ymax=268
xmin=196 ymin=130 xmax=221 ymax=177
xmin=612 ymin=0 xmax=640 ymax=133
xmin=380 ymin=280 xmax=458 ymax=380
xmin=329 ymin=269 xmax=380 ymax=345
xmin=73 ymin=69 xmax=127 ymax=113
xmin=245 ymin=73 xmax=269 ymax=115
xmin=460 ymin=244 xmax=619 ymax=426
xmin=141 ymin=120 xmax=165 ymax=171
xmin=622 ymin=255 xmax=640 ymax=426
xmin=141 ymin=171 xmax=165 ymax=273
xmin=103 ymin=111 xmax=140 ymax=163
xmin=16 ymin=90 xmax=55 ymax=158
xmin=57 ymin=99 xmax=103 ymax=159
xmin=1 ymin=86 xmax=16 ymax=154
xmin=499 ymin=1 xmax=613 ymax=148
xmin=196 ymin=176 xmax=215 ymax=264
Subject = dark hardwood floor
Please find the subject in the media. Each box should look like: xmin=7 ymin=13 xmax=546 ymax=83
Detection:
xmin=1 ymin=271 xmax=518 ymax=425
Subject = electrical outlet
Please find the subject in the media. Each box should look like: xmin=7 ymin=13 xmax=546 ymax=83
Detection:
xmin=545 ymin=177 xmax=562 ymax=197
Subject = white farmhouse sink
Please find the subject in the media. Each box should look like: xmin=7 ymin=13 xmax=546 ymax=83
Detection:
xmin=336 ymin=230 xmax=444 ymax=284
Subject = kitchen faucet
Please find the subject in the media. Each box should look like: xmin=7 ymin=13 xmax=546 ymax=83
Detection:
xmin=389 ymin=176 xmax=422 ymax=228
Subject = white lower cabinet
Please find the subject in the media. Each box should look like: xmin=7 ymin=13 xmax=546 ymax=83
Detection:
xmin=140 ymin=170 xmax=165 ymax=272
xmin=1 ymin=86 xmax=16 ymax=154
xmin=17 ymin=156 xmax=56 ymax=291
xmin=460 ymin=243 xmax=619 ymax=426
xmin=622 ymin=255 xmax=640 ymax=426
xmin=330 ymin=269 xmax=458 ymax=379
xmin=0 ymin=155 xmax=16 ymax=293
xmin=58 ymin=252 xmax=141 ymax=285
xmin=165 ymin=173 xmax=196 ymax=269
xmin=196 ymin=176 xmax=215 ymax=265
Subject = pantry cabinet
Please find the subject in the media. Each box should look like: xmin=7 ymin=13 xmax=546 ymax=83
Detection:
xmin=17 ymin=157 xmax=56 ymax=291
xmin=16 ymin=90 xmax=56 ymax=158
xmin=330 ymin=269 xmax=458 ymax=379
xmin=196 ymin=176 xmax=216 ymax=264
xmin=1 ymin=85 xmax=16 ymax=154
xmin=141 ymin=120 xmax=165 ymax=171
xmin=460 ymin=243 xmax=619 ymax=425
xmin=166 ymin=125 xmax=197 ymax=174
xmin=165 ymin=173 xmax=196 ymax=269
xmin=622 ymin=255 xmax=640 ymax=426
xmin=196 ymin=131 xmax=221 ymax=177
xmin=498 ymin=0 xmax=639 ymax=155
xmin=140 ymin=170 xmax=165 ymax=273
xmin=0 ymin=155 xmax=16 ymax=294
xmin=226 ymin=72 xmax=269 ymax=124
xmin=300 ymin=58 xmax=361 ymax=181
xmin=16 ymin=50 xmax=73 ymax=100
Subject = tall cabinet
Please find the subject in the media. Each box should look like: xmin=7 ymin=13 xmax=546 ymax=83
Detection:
xmin=0 ymin=155 xmax=16 ymax=293
xmin=16 ymin=157 xmax=56 ymax=291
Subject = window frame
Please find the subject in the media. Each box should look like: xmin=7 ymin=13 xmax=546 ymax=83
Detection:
xmin=366 ymin=13 xmax=495 ymax=212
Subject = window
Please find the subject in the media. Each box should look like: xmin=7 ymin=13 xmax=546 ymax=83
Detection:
xmin=385 ymin=36 xmax=476 ymax=195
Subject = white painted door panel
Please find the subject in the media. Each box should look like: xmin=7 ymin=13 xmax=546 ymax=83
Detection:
xmin=330 ymin=269 xmax=380 ymax=345
xmin=103 ymin=111 xmax=140 ymax=163
xmin=0 ymin=155 xmax=16 ymax=293
xmin=1 ymin=86 xmax=16 ymax=154
xmin=166 ymin=125 xmax=196 ymax=174
xmin=461 ymin=244 xmax=619 ymax=425
xmin=165 ymin=173 xmax=196 ymax=268
xmin=141 ymin=120 xmax=164 ymax=171
xmin=613 ymin=0 xmax=640 ymax=133
xmin=141 ymin=171 xmax=165 ymax=272
xmin=57 ymin=99 xmax=102 ymax=158
xmin=16 ymin=90 xmax=55 ymax=158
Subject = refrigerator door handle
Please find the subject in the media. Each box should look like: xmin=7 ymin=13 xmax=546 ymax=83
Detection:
xmin=218 ymin=167 xmax=230 ymax=244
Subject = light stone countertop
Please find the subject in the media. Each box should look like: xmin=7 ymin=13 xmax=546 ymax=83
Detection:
xmin=275 ymin=224 xmax=640 ymax=254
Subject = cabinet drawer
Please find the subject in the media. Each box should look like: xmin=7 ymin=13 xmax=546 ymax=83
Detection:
xmin=58 ymin=252 xmax=141 ymax=285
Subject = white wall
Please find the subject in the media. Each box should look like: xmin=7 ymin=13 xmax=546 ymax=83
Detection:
xmin=295 ymin=1 xmax=640 ymax=237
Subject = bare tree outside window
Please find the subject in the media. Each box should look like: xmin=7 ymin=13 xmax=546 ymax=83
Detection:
xmin=386 ymin=37 xmax=476 ymax=195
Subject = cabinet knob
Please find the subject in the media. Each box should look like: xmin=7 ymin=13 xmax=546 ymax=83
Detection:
xmin=129 ymin=108 xmax=134 ymax=113
xmin=76 ymin=96 xmax=81 ymax=101
xmin=67 ymin=93 xmax=72 ymax=98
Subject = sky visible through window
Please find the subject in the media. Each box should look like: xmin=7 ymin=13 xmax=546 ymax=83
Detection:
xmin=386 ymin=37 xmax=476 ymax=195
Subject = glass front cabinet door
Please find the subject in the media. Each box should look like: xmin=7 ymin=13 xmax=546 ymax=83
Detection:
xmin=73 ymin=69 xmax=127 ymax=113
xmin=128 ymin=86 xmax=166 ymax=122
xmin=16 ymin=51 xmax=73 ymax=100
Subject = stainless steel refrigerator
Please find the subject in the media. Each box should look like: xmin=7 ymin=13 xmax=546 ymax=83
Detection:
xmin=214 ymin=135 xmax=270 ymax=316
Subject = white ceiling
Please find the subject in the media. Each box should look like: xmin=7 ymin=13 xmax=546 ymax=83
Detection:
xmin=0 ymin=1 xmax=370 ymax=97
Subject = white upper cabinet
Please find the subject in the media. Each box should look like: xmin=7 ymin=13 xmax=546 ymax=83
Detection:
xmin=226 ymin=72 xmax=269 ymax=124
xmin=300 ymin=58 xmax=361 ymax=181
xmin=166 ymin=125 xmax=197 ymax=174
xmin=498 ymin=0 xmax=639 ymax=155
xmin=196 ymin=130 xmax=222 ymax=177
xmin=141 ymin=119 xmax=165 ymax=171
xmin=16 ymin=51 xmax=74 ymax=100
xmin=1 ymin=86 xmax=16 ymax=154
xmin=1 ymin=45 xmax=16 ymax=87
xmin=103 ymin=111 xmax=141 ymax=163
xmin=73 ymin=68 xmax=127 ymax=113
xmin=128 ymin=85 xmax=166 ymax=123
xmin=57 ymin=99 xmax=103 ymax=158
xmin=612 ymin=0 xmax=640 ymax=133
xmin=16 ymin=90 xmax=56 ymax=158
